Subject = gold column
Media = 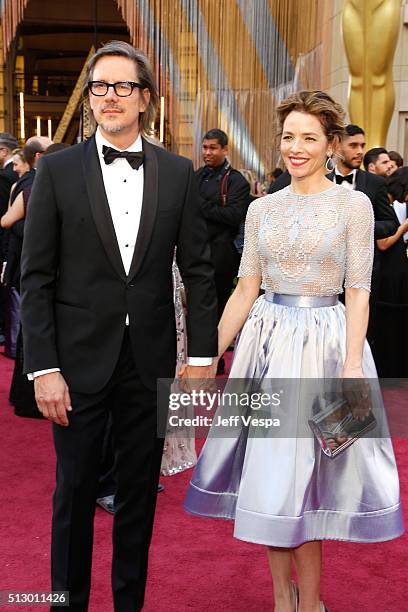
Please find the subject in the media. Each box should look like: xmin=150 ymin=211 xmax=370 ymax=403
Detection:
xmin=54 ymin=47 xmax=95 ymax=143
xmin=342 ymin=0 xmax=400 ymax=149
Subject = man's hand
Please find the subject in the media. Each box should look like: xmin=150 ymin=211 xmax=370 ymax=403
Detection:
xmin=34 ymin=372 xmax=72 ymax=426
xmin=177 ymin=363 xmax=217 ymax=392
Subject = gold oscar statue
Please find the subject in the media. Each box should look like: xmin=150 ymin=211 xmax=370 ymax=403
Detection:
xmin=342 ymin=0 xmax=400 ymax=149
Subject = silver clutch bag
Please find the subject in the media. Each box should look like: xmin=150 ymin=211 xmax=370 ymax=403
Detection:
xmin=308 ymin=398 xmax=377 ymax=458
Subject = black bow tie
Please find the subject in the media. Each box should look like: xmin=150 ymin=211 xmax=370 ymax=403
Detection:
xmin=335 ymin=173 xmax=353 ymax=185
xmin=102 ymin=145 xmax=144 ymax=170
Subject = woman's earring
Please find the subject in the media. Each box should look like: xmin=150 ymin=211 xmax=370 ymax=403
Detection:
xmin=325 ymin=154 xmax=335 ymax=173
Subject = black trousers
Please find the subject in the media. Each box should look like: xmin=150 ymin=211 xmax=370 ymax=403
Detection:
xmin=0 ymin=284 xmax=5 ymax=334
xmin=51 ymin=330 xmax=165 ymax=612
xmin=211 ymin=240 xmax=240 ymax=322
xmin=97 ymin=412 xmax=116 ymax=498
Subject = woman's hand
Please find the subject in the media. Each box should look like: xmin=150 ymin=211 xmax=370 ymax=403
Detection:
xmin=342 ymin=363 xmax=371 ymax=421
xmin=342 ymin=363 xmax=363 ymax=378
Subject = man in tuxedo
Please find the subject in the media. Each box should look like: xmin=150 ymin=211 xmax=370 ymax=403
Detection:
xmin=196 ymin=129 xmax=249 ymax=373
xmin=21 ymin=41 xmax=217 ymax=612
xmin=363 ymin=146 xmax=392 ymax=177
xmin=0 ymin=133 xmax=18 ymax=343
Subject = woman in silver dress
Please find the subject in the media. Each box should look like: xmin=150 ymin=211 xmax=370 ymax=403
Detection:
xmin=184 ymin=91 xmax=404 ymax=612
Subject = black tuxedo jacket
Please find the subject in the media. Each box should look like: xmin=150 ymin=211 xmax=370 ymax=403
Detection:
xmin=21 ymin=136 xmax=218 ymax=393
xmin=196 ymin=162 xmax=250 ymax=274
xmin=0 ymin=162 xmax=19 ymax=262
xmin=268 ymin=169 xmax=397 ymax=240
xmin=3 ymin=171 xmax=36 ymax=287
xmin=0 ymin=161 xmax=18 ymax=214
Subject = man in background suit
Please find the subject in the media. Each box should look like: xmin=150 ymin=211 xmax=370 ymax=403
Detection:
xmin=333 ymin=125 xmax=395 ymax=232
xmin=196 ymin=129 xmax=250 ymax=374
xmin=0 ymin=133 xmax=18 ymax=343
xmin=363 ymin=146 xmax=392 ymax=177
xmin=21 ymin=41 xmax=217 ymax=611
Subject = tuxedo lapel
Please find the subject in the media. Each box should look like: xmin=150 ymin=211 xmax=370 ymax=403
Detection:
xmin=82 ymin=136 xmax=126 ymax=281
xmin=127 ymin=138 xmax=159 ymax=280
xmin=355 ymin=169 xmax=367 ymax=192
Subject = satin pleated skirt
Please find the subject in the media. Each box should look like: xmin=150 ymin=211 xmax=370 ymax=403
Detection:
xmin=184 ymin=295 xmax=404 ymax=546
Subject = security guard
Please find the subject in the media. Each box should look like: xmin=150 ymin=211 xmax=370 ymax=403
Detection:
xmin=196 ymin=129 xmax=250 ymax=373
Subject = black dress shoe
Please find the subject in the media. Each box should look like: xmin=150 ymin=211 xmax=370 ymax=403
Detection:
xmin=157 ymin=483 xmax=164 ymax=493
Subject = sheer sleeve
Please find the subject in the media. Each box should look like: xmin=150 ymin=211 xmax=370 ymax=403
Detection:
xmin=238 ymin=201 xmax=262 ymax=278
xmin=344 ymin=191 xmax=374 ymax=291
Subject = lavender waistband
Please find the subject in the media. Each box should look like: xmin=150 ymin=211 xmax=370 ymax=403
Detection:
xmin=264 ymin=293 xmax=339 ymax=308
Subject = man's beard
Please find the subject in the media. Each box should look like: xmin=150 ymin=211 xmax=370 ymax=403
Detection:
xmin=99 ymin=122 xmax=124 ymax=134
xmin=342 ymin=157 xmax=361 ymax=170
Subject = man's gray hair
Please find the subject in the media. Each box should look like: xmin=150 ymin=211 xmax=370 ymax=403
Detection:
xmin=82 ymin=41 xmax=159 ymax=138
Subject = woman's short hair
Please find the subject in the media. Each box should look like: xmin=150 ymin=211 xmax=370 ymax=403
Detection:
xmin=83 ymin=40 xmax=159 ymax=138
xmin=276 ymin=90 xmax=346 ymax=143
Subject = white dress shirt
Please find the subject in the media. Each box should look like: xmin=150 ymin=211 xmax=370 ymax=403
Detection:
xmin=96 ymin=129 xmax=144 ymax=276
xmin=30 ymin=129 xmax=211 ymax=378
xmin=393 ymin=200 xmax=408 ymax=242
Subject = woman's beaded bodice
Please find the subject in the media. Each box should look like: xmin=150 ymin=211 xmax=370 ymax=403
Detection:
xmin=238 ymin=184 xmax=374 ymax=296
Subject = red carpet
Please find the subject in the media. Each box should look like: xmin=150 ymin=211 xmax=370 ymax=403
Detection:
xmin=0 ymin=351 xmax=406 ymax=612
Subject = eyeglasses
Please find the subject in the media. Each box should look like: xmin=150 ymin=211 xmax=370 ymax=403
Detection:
xmin=88 ymin=81 xmax=144 ymax=97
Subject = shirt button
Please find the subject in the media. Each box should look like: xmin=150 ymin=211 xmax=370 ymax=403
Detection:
xmin=125 ymin=244 xmax=129 ymax=247
xmin=123 ymin=179 xmax=127 ymax=182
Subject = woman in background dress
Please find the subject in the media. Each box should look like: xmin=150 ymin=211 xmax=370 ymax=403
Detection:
xmin=184 ymin=91 xmax=403 ymax=612
xmin=160 ymin=259 xmax=197 ymax=475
